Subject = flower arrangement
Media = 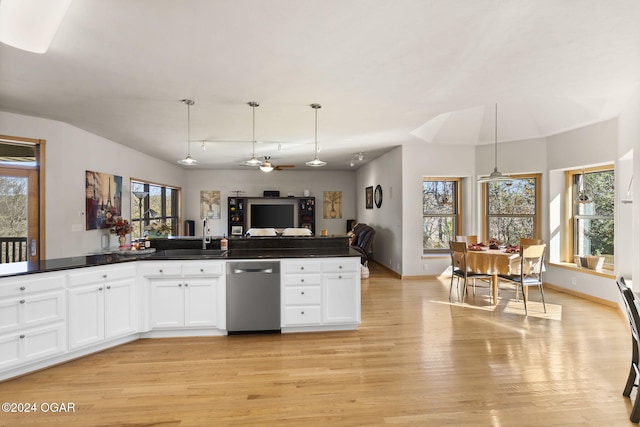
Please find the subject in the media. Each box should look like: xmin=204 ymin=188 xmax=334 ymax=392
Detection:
xmin=145 ymin=221 xmax=172 ymax=236
xmin=110 ymin=217 xmax=132 ymax=236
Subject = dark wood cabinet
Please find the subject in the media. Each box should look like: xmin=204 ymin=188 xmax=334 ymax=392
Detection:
xmin=227 ymin=197 xmax=315 ymax=235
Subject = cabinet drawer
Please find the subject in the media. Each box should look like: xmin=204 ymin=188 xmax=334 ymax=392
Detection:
xmin=68 ymin=265 xmax=136 ymax=287
xmin=0 ymin=274 xmax=66 ymax=298
xmin=139 ymin=263 xmax=182 ymax=277
xmin=284 ymin=286 xmax=321 ymax=305
xmin=281 ymin=260 xmax=321 ymax=274
xmin=0 ymin=290 xmax=66 ymax=335
xmin=283 ymin=274 xmax=321 ymax=286
xmin=322 ymin=259 xmax=358 ymax=273
xmin=182 ymin=261 xmax=223 ymax=277
xmin=283 ymin=306 xmax=321 ymax=326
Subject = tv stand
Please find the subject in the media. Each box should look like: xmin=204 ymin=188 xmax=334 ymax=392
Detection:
xmin=228 ymin=196 xmax=315 ymax=236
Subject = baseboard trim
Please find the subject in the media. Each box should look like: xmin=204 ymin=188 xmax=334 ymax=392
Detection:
xmin=544 ymin=282 xmax=618 ymax=308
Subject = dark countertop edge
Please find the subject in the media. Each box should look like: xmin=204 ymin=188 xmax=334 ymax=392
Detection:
xmin=0 ymin=249 xmax=360 ymax=279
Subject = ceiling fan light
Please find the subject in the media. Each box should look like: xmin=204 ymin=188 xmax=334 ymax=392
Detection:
xmin=260 ymin=161 xmax=274 ymax=172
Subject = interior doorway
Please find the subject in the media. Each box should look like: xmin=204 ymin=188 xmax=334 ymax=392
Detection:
xmin=0 ymin=136 xmax=45 ymax=263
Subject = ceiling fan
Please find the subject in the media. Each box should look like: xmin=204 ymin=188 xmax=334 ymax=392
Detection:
xmin=260 ymin=156 xmax=294 ymax=172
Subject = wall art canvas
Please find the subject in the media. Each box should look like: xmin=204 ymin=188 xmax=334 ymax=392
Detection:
xmin=85 ymin=170 xmax=122 ymax=230
xmin=201 ymin=190 xmax=221 ymax=219
xmin=323 ymin=191 xmax=342 ymax=219
xmin=365 ymin=186 xmax=373 ymax=209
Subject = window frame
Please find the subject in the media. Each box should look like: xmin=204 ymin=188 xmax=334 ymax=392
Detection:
xmin=564 ymin=165 xmax=614 ymax=271
xmin=422 ymin=177 xmax=462 ymax=254
xmin=130 ymin=178 xmax=182 ymax=239
xmin=481 ymin=173 xmax=541 ymax=244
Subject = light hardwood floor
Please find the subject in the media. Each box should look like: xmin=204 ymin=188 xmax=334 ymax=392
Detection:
xmin=0 ymin=263 xmax=636 ymax=426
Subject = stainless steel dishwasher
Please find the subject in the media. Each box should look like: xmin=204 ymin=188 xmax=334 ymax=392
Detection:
xmin=226 ymin=261 xmax=281 ymax=334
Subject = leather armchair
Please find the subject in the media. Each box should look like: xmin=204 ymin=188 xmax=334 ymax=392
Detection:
xmin=350 ymin=223 xmax=376 ymax=264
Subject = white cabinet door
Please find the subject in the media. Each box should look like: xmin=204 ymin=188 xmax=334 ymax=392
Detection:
xmin=322 ymin=273 xmax=359 ymax=324
xmin=0 ymin=323 xmax=66 ymax=370
xmin=68 ymin=285 xmax=105 ymax=350
xmin=105 ymin=278 xmax=137 ymax=339
xmin=184 ymin=278 xmax=218 ymax=327
xmin=149 ymin=280 xmax=184 ymax=328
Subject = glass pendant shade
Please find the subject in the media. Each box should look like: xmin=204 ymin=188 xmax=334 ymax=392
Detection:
xmin=177 ymin=99 xmax=197 ymax=165
xmin=478 ymin=104 xmax=513 ymax=183
xmin=306 ymin=103 xmax=326 ymax=167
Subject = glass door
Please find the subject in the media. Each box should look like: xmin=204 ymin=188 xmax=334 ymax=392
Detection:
xmin=0 ymin=137 xmax=42 ymax=264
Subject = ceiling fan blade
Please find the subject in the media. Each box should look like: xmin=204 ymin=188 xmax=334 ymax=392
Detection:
xmin=274 ymin=165 xmax=295 ymax=171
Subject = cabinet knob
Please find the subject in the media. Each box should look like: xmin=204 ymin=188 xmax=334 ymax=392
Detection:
xmin=339 ymin=265 xmax=343 ymax=269
xmin=98 ymin=287 xmax=103 ymax=291
xmin=300 ymin=266 xmax=304 ymax=270
xmin=301 ymin=311 xmax=305 ymax=315
xmin=178 ymin=284 xmax=182 ymax=287
xmin=20 ymin=299 xmax=25 ymax=304
xmin=103 ymin=274 xmax=107 ymax=278
xmin=19 ymin=286 xmax=25 ymax=291
xmin=301 ymin=291 xmax=305 ymax=295
xmin=159 ymin=269 xmax=163 ymax=273
xmin=200 ymin=269 xmax=204 ymax=272
xmin=301 ymin=278 xmax=304 ymax=283
xmin=106 ymin=285 xmax=111 ymax=290
xmin=185 ymin=283 xmax=189 ymax=287
xmin=19 ymin=334 xmax=25 ymax=339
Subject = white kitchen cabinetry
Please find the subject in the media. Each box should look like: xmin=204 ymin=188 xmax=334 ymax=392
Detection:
xmin=281 ymin=257 xmax=360 ymax=330
xmin=0 ymin=273 xmax=67 ymax=370
xmin=146 ymin=261 xmax=224 ymax=331
xmin=67 ymin=265 xmax=136 ymax=350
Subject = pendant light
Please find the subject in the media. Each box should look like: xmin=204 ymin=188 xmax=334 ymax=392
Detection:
xmin=177 ymin=99 xmax=197 ymax=165
xmin=306 ymin=103 xmax=326 ymax=167
xmin=243 ymin=101 xmax=263 ymax=166
xmin=478 ymin=104 xmax=513 ymax=183
xmin=575 ymin=169 xmax=591 ymax=204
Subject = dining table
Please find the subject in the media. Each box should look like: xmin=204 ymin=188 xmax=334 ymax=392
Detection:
xmin=465 ymin=248 xmax=521 ymax=305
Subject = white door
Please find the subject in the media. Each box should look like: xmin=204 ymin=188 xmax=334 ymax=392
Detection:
xmin=184 ymin=278 xmax=217 ymax=327
xmin=149 ymin=280 xmax=184 ymax=328
xmin=68 ymin=285 xmax=104 ymax=349
xmin=105 ymin=278 xmax=137 ymax=339
xmin=322 ymin=274 xmax=359 ymax=324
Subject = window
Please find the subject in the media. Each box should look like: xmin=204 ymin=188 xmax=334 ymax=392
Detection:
xmin=569 ymin=167 xmax=614 ymax=269
xmin=423 ymin=178 xmax=461 ymax=252
xmin=483 ymin=174 xmax=540 ymax=245
xmin=130 ymin=180 xmax=180 ymax=240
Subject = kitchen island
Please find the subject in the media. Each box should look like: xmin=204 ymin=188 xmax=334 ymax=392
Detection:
xmin=0 ymin=236 xmax=361 ymax=381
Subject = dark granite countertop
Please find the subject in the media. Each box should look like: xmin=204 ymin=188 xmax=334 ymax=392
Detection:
xmin=0 ymin=247 xmax=360 ymax=278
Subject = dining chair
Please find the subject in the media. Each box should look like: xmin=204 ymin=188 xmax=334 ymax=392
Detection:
xmin=449 ymin=241 xmax=489 ymax=301
xmin=455 ymin=235 xmax=478 ymax=245
xmin=520 ymin=237 xmax=544 ymax=246
xmin=498 ymin=244 xmax=546 ymax=315
xmin=616 ymin=276 xmax=640 ymax=423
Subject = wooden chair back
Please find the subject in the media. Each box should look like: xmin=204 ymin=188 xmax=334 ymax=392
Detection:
xmin=456 ymin=235 xmax=478 ymax=245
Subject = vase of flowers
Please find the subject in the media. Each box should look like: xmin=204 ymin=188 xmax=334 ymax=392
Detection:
xmin=145 ymin=221 xmax=171 ymax=238
xmin=110 ymin=217 xmax=132 ymax=248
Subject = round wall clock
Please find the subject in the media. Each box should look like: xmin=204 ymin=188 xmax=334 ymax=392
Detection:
xmin=374 ymin=185 xmax=383 ymax=208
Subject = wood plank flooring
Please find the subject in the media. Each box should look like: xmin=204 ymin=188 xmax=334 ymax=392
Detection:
xmin=0 ymin=263 xmax=636 ymax=426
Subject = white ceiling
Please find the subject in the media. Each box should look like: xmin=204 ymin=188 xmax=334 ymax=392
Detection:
xmin=1 ymin=0 xmax=639 ymax=170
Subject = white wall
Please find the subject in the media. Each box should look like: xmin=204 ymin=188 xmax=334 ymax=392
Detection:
xmin=184 ymin=169 xmax=357 ymax=237
xmin=402 ymin=143 xmax=476 ymax=276
xmin=0 ymin=111 xmax=186 ymax=258
xmin=544 ymin=118 xmax=619 ymax=302
xmin=356 ymin=146 xmax=403 ymax=273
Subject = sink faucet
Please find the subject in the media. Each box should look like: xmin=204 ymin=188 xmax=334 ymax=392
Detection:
xmin=202 ymin=217 xmax=210 ymax=249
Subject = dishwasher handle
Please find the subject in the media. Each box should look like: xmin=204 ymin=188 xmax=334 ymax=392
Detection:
xmin=233 ymin=268 xmax=274 ymax=274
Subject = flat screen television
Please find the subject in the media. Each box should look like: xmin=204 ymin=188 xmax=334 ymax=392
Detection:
xmin=250 ymin=204 xmax=295 ymax=229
